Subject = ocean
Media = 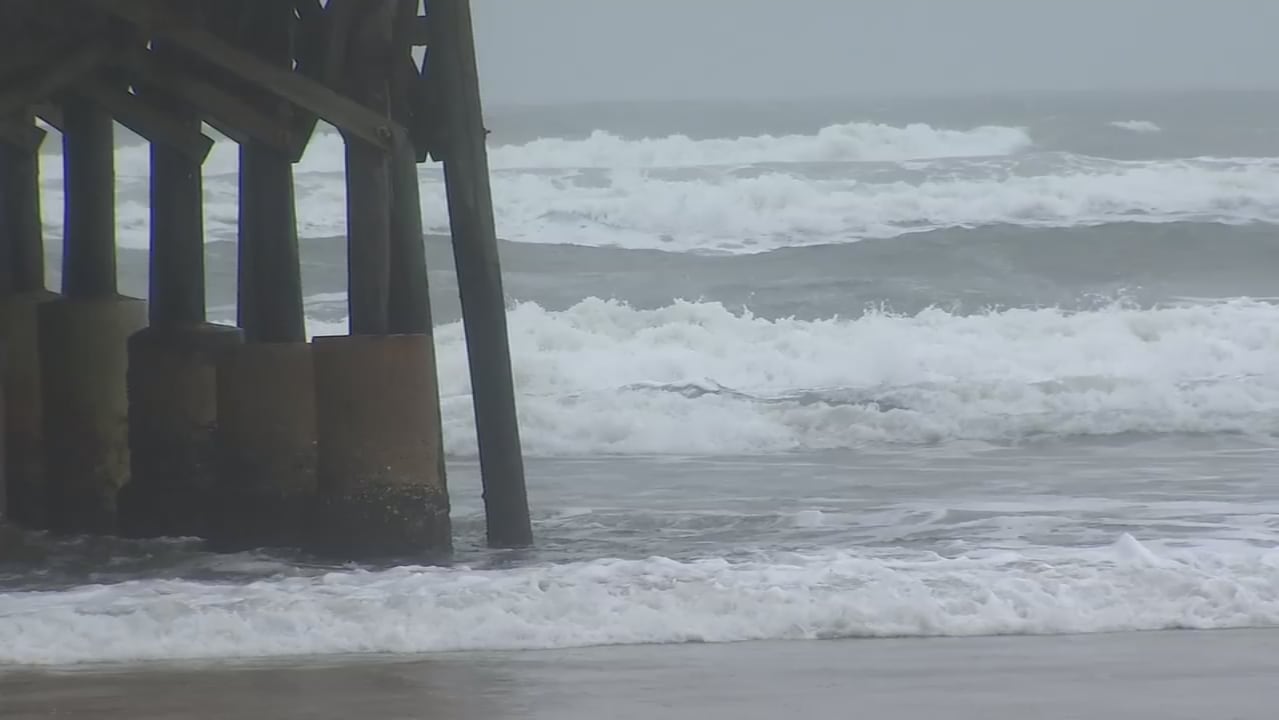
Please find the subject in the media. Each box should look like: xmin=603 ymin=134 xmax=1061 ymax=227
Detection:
xmin=3 ymin=90 xmax=1279 ymax=714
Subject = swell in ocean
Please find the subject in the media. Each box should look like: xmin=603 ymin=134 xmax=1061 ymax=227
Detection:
xmin=5 ymin=533 xmax=1279 ymax=665
xmin=38 ymin=116 xmax=1279 ymax=252
xmin=8 ymin=97 xmax=1279 ymax=668
xmin=314 ymin=295 xmax=1279 ymax=456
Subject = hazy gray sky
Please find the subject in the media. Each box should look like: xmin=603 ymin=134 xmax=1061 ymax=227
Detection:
xmin=470 ymin=0 xmax=1279 ymax=105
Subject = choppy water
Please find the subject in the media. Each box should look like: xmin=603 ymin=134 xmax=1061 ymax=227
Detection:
xmin=5 ymin=90 xmax=1279 ymax=667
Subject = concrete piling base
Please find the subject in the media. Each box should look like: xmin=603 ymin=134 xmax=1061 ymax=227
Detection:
xmin=37 ymin=296 xmax=148 ymax=536
xmin=0 ymin=290 xmax=59 ymax=528
xmin=309 ymin=334 xmax=451 ymax=559
xmin=117 ymin=323 xmax=244 ymax=539
xmin=209 ymin=342 xmax=316 ymax=551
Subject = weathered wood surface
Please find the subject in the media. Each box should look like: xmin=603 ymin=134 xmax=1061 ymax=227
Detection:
xmin=0 ymin=0 xmax=534 ymax=550
xmin=428 ymin=0 xmax=534 ymax=548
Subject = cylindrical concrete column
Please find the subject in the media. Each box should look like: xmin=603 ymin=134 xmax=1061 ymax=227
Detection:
xmin=309 ymin=333 xmax=451 ymax=558
xmin=209 ymin=342 xmax=316 ymax=551
xmin=38 ymin=297 xmax=148 ymax=535
xmin=118 ymin=324 xmax=244 ymax=539
xmin=0 ymin=290 xmax=56 ymax=527
xmin=1 ymin=113 xmax=55 ymax=529
xmin=60 ymin=98 xmax=118 ymax=300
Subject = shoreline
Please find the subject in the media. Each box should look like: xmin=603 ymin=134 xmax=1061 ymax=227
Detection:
xmin=4 ymin=628 xmax=1278 ymax=719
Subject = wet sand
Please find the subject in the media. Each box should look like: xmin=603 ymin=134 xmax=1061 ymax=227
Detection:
xmin=3 ymin=628 xmax=1277 ymax=719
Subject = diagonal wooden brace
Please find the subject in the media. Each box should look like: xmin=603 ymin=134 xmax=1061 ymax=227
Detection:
xmin=88 ymin=0 xmax=403 ymax=152
xmin=118 ymin=47 xmax=294 ymax=156
xmin=75 ymin=82 xmax=214 ymax=164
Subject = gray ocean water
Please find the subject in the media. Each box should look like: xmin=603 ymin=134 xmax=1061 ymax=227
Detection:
xmin=4 ymin=90 xmax=1279 ymax=670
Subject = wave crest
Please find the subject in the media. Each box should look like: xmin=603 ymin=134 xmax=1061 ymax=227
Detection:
xmin=4 ymin=537 xmax=1277 ymax=665
xmin=291 ymin=297 xmax=1279 ymax=456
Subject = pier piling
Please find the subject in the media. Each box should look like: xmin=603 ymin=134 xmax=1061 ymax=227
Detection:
xmin=1 ymin=0 xmax=531 ymax=557
xmin=429 ymin=0 xmax=533 ymax=548
xmin=209 ymin=0 xmax=315 ymax=551
xmin=211 ymin=342 xmax=316 ymax=551
xmin=307 ymin=0 xmax=451 ymax=558
xmin=39 ymin=97 xmax=147 ymax=535
xmin=0 ymin=117 xmax=57 ymax=528
xmin=119 ymin=38 xmax=246 ymax=539
xmin=311 ymin=333 xmax=451 ymax=557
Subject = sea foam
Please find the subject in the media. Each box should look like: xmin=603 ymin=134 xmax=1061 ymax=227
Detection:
xmin=3 ymin=536 xmax=1277 ymax=665
xmin=294 ymin=297 xmax=1279 ymax=457
xmin=42 ymin=121 xmax=1278 ymax=253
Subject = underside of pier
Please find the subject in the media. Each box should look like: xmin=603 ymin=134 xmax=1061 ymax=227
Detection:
xmin=0 ymin=0 xmax=533 ymax=558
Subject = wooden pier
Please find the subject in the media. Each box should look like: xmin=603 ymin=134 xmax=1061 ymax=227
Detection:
xmin=0 ymin=0 xmax=533 ymax=557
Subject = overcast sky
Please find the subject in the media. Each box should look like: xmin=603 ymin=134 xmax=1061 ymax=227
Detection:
xmin=470 ymin=0 xmax=1279 ymax=105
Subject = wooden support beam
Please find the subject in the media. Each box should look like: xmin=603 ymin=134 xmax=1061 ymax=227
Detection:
xmin=287 ymin=0 xmax=327 ymax=159
xmin=236 ymin=0 xmax=305 ymax=344
xmin=76 ymin=83 xmax=214 ymax=164
xmin=146 ymin=65 xmax=208 ymax=328
xmin=429 ymin=0 xmax=534 ymax=549
xmin=398 ymin=56 xmax=437 ymax=163
xmin=238 ymin=147 xmax=305 ymax=343
xmin=344 ymin=140 xmax=392 ymax=335
xmin=408 ymin=16 xmax=430 ymax=46
xmin=389 ymin=0 xmax=434 ymax=161
xmin=0 ymin=44 xmax=111 ymax=119
xmin=293 ymin=0 xmax=324 ymax=24
xmin=341 ymin=0 xmax=398 ymax=335
xmin=119 ymin=48 xmax=294 ymax=155
xmin=387 ymin=129 xmax=432 ymax=335
xmin=0 ymin=121 xmax=45 ymax=153
xmin=61 ymin=96 xmax=118 ymax=299
xmin=322 ymin=0 xmax=359 ymax=91
xmin=89 ymin=0 xmax=404 ymax=152
xmin=0 ymin=114 xmax=47 ymax=294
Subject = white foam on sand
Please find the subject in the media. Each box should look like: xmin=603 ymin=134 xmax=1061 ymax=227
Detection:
xmin=3 ymin=535 xmax=1277 ymax=665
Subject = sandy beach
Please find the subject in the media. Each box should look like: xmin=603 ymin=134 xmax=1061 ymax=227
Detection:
xmin=4 ymin=628 xmax=1277 ymax=719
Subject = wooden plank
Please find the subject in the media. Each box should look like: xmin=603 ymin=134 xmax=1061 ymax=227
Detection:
xmin=0 ymin=44 xmax=111 ymax=118
xmin=428 ymin=0 xmax=533 ymax=548
xmin=76 ymin=83 xmax=214 ymax=164
xmin=89 ymin=0 xmax=403 ymax=151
